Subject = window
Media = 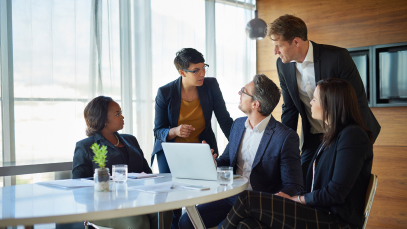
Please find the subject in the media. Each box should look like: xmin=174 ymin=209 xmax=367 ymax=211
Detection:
xmin=1 ymin=0 xmax=256 ymax=183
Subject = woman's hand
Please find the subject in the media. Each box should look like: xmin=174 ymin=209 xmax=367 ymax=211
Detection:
xmin=275 ymin=192 xmax=306 ymax=205
xmin=202 ymin=140 xmax=216 ymax=160
xmin=167 ymin=124 xmax=195 ymax=140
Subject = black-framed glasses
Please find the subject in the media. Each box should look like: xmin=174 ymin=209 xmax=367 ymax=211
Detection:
xmin=239 ymin=87 xmax=253 ymax=98
xmin=183 ymin=64 xmax=209 ymax=75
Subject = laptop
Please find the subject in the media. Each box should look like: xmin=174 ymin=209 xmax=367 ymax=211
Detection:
xmin=162 ymin=142 xmax=217 ymax=181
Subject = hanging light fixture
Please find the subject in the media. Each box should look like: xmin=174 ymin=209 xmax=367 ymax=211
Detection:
xmin=246 ymin=10 xmax=267 ymax=40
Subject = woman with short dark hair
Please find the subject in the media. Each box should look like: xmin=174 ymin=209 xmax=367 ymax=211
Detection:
xmin=72 ymin=96 xmax=172 ymax=229
xmin=221 ymin=78 xmax=373 ymax=229
xmin=152 ymin=48 xmax=233 ymax=173
xmin=153 ymin=48 xmax=234 ymax=229
xmin=73 ymin=96 xmax=151 ymax=178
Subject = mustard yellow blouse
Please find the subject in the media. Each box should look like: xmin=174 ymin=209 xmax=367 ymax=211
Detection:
xmin=175 ymin=98 xmax=206 ymax=143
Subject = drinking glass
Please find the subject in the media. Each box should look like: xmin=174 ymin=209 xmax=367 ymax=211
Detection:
xmin=112 ymin=164 xmax=128 ymax=182
xmin=217 ymin=166 xmax=233 ymax=185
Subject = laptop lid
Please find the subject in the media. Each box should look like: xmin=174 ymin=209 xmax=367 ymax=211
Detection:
xmin=162 ymin=142 xmax=217 ymax=181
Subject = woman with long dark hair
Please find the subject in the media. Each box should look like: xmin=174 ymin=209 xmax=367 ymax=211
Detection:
xmin=220 ymin=78 xmax=373 ymax=229
xmin=72 ymin=96 xmax=172 ymax=229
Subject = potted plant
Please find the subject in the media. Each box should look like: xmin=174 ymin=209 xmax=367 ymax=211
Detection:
xmin=91 ymin=143 xmax=110 ymax=192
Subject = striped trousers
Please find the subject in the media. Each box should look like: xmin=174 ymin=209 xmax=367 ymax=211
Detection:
xmin=221 ymin=191 xmax=355 ymax=229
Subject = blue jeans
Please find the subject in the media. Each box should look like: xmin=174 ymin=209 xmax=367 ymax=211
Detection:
xmin=179 ymin=194 xmax=239 ymax=229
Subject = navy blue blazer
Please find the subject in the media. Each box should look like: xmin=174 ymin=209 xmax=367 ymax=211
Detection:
xmin=72 ymin=133 xmax=152 ymax=179
xmin=216 ymin=116 xmax=304 ymax=196
xmin=152 ymin=77 xmax=233 ymax=163
xmin=277 ymin=41 xmax=381 ymax=146
xmin=303 ymin=125 xmax=373 ymax=228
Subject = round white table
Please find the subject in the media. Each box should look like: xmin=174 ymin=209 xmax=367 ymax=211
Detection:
xmin=0 ymin=174 xmax=248 ymax=228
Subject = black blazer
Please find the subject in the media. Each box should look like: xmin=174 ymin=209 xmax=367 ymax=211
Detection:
xmin=277 ymin=41 xmax=381 ymax=148
xmin=303 ymin=125 xmax=373 ymax=228
xmin=152 ymin=77 xmax=233 ymax=163
xmin=72 ymin=133 xmax=152 ymax=179
xmin=217 ymin=116 xmax=303 ymax=196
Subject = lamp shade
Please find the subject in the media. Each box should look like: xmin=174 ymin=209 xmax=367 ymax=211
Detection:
xmin=246 ymin=10 xmax=267 ymax=40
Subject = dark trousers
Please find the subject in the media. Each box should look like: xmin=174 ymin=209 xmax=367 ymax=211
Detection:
xmin=221 ymin=191 xmax=355 ymax=229
xmin=300 ymin=133 xmax=323 ymax=185
xmin=179 ymin=195 xmax=239 ymax=229
xmin=156 ymin=151 xmax=181 ymax=229
xmin=157 ymin=150 xmax=171 ymax=173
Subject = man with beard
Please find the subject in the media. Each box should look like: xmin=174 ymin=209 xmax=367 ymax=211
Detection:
xmin=179 ymin=74 xmax=303 ymax=229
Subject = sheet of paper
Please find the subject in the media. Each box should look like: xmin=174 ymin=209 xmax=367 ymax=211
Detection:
xmin=128 ymin=181 xmax=195 ymax=193
xmin=37 ymin=179 xmax=94 ymax=189
xmin=128 ymin=173 xmax=162 ymax=179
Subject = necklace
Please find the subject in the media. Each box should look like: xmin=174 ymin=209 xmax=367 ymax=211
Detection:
xmin=183 ymin=87 xmax=196 ymax=102
xmin=114 ymin=134 xmax=120 ymax=147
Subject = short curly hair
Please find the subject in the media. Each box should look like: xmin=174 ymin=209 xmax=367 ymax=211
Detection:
xmin=267 ymin=14 xmax=307 ymax=43
xmin=84 ymin=96 xmax=113 ymax=136
xmin=252 ymin=74 xmax=281 ymax=116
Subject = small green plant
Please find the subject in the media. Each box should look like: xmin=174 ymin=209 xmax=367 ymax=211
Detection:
xmin=91 ymin=143 xmax=108 ymax=169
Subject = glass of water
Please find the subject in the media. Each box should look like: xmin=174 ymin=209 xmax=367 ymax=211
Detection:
xmin=217 ymin=166 xmax=233 ymax=185
xmin=112 ymin=164 xmax=128 ymax=182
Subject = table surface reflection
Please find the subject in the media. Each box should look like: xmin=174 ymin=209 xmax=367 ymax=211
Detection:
xmin=0 ymin=173 xmax=248 ymax=226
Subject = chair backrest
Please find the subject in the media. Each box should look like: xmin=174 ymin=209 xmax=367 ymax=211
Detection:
xmin=362 ymin=174 xmax=378 ymax=229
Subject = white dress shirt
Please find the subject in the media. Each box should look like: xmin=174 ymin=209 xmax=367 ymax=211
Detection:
xmin=291 ymin=41 xmax=324 ymax=134
xmin=236 ymin=114 xmax=271 ymax=190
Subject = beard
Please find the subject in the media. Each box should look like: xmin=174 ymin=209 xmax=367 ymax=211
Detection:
xmin=238 ymin=103 xmax=251 ymax=115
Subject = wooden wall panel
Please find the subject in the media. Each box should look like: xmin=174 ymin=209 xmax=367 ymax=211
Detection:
xmin=257 ymin=0 xmax=407 ymax=49
xmin=371 ymin=107 xmax=407 ymax=146
xmin=257 ymin=0 xmax=407 ymax=228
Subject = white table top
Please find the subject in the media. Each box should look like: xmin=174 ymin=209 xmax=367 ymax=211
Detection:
xmin=0 ymin=174 xmax=248 ymax=227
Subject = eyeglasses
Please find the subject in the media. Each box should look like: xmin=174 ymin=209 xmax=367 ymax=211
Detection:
xmin=183 ymin=64 xmax=209 ymax=75
xmin=239 ymin=87 xmax=253 ymax=98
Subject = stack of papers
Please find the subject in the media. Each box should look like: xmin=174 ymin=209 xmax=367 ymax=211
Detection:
xmin=37 ymin=179 xmax=94 ymax=189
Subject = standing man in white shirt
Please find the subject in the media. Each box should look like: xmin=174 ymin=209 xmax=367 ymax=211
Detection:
xmin=178 ymin=74 xmax=303 ymax=229
xmin=268 ymin=14 xmax=381 ymax=181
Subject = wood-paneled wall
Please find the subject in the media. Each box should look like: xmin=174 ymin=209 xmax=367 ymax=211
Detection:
xmin=256 ymin=0 xmax=407 ymax=228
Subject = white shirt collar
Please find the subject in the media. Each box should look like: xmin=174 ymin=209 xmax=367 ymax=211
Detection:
xmin=244 ymin=114 xmax=271 ymax=133
xmin=291 ymin=40 xmax=314 ymax=68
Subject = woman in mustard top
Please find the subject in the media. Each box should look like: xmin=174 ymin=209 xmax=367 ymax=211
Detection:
xmin=153 ymin=48 xmax=233 ymax=229
xmin=152 ymin=48 xmax=233 ymax=173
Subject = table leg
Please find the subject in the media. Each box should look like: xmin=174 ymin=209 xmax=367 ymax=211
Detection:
xmin=158 ymin=211 xmax=164 ymax=229
xmin=185 ymin=206 xmax=206 ymax=229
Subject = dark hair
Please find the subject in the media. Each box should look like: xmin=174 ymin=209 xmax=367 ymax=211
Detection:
xmin=252 ymin=74 xmax=281 ymax=116
xmin=174 ymin=48 xmax=205 ymax=71
xmin=267 ymin=14 xmax=307 ymax=43
xmin=84 ymin=96 xmax=113 ymax=136
xmin=317 ymin=78 xmax=373 ymax=147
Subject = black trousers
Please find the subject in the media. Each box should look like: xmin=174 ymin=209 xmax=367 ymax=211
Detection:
xmin=221 ymin=191 xmax=356 ymax=229
xmin=155 ymin=151 xmax=182 ymax=229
